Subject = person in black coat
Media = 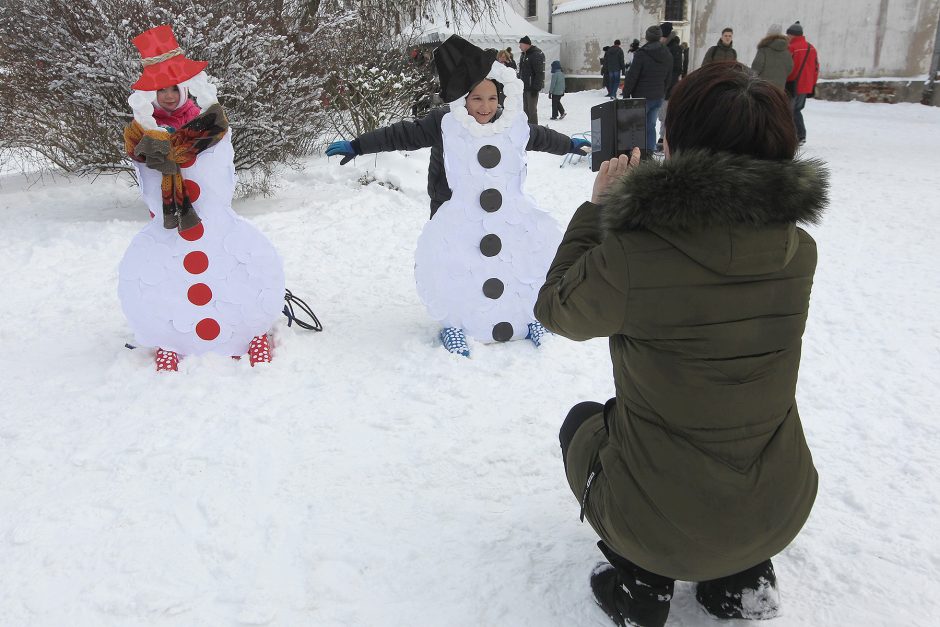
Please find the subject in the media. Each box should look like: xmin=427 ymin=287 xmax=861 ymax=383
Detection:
xmin=603 ymin=40 xmax=626 ymax=98
xmin=518 ymin=36 xmax=546 ymax=124
xmin=600 ymin=46 xmax=610 ymax=95
xmin=620 ymin=25 xmax=672 ymax=152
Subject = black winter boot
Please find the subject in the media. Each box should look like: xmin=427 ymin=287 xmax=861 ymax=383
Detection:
xmin=590 ymin=542 xmax=674 ymax=627
xmin=695 ymin=559 xmax=780 ymax=620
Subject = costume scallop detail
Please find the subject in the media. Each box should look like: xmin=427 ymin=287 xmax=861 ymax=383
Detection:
xmin=118 ymin=73 xmax=285 ymax=356
xmin=413 ymin=62 xmax=562 ymax=343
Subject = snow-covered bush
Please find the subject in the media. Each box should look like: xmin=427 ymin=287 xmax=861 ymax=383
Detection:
xmin=0 ymin=0 xmax=493 ymax=193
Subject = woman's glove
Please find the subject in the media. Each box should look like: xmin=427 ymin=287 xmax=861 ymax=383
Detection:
xmin=326 ymin=140 xmax=359 ymax=165
xmin=569 ymin=137 xmax=592 ymax=155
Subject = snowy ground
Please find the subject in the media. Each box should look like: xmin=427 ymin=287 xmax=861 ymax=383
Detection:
xmin=1 ymin=91 xmax=938 ymax=626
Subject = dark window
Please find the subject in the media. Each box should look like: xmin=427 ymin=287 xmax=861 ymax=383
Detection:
xmin=527 ymin=0 xmax=537 ymax=18
xmin=664 ymin=0 xmax=685 ymax=21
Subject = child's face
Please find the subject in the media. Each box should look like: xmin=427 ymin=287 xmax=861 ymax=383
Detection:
xmin=156 ymin=86 xmax=181 ymax=111
xmin=465 ymin=80 xmax=498 ymax=125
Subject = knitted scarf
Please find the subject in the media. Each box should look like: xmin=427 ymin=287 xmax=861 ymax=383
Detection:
xmin=123 ymin=103 xmax=229 ymax=231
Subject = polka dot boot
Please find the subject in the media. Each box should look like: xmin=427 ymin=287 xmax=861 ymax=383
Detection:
xmin=155 ymin=348 xmax=179 ymax=372
xmin=440 ymin=327 xmax=470 ymax=358
xmin=526 ymin=321 xmax=548 ymax=348
xmin=248 ymin=334 xmax=273 ymax=366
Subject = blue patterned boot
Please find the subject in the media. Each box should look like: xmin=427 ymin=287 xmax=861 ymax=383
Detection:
xmin=440 ymin=327 xmax=470 ymax=357
xmin=526 ymin=321 xmax=548 ymax=348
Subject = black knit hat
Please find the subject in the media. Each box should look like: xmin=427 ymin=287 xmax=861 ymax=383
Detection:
xmin=660 ymin=22 xmax=673 ymax=37
xmin=646 ymin=25 xmax=663 ymax=42
xmin=519 ymin=35 xmax=532 ymax=45
xmin=786 ymin=21 xmax=803 ymax=36
xmin=433 ymin=35 xmax=499 ymax=102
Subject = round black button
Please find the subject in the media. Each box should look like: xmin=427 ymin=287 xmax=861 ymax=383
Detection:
xmin=492 ymin=322 xmax=514 ymax=342
xmin=482 ymin=278 xmax=504 ymax=299
xmin=479 ymin=188 xmax=502 ymax=212
xmin=477 ymin=145 xmax=501 ymax=168
xmin=480 ymin=234 xmax=502 ymax=257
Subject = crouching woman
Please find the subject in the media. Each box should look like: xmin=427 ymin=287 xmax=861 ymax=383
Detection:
xmin=534 ymin=62 xmax=829 ymax=627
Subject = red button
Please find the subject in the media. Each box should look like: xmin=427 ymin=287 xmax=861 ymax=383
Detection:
xmin=179 ymin=222 xmax=204 ymax=241
xmin=188 ymin=283 xmax=212 ymax=306
xmin=183 ymin=251 xmax=209 ymax=274
xmin=195 ymin=318 xmax=220 ymax=341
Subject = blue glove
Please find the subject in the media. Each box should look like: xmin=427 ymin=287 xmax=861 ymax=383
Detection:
xmin=326 ymin=140 xmax=358 ymax=165
xmin=569 ymin=137 xmax=592 ymax=155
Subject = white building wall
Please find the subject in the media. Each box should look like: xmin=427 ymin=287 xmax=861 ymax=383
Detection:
xmin=552 ymin=4 xmax=661 ymax=75
xmin=695 ymin=0 xmax=939 ymax=77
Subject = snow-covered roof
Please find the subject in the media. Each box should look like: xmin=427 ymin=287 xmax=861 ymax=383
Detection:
xmin=554 ymin=0 xmax=632 ymax=16
xmin=416 ymin=2 xmax=558 ymax=46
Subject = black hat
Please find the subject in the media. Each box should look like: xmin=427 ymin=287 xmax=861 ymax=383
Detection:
xmin=660 ymin=21 xmax=673 ymax=37
xmin=434 ymin=35 xmax=498 ymax=102
xmin=519 ymin=35 xmax=532 ymax=45
xmin=645 ymin=25 xmax=663 ymax=42
xmin=786 ymin=21 xmax=803 ymax=36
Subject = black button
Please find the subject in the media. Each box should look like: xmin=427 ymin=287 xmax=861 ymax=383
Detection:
xmin=479 ymin=188 xmax=502 ymax=212
xmin=482 ymin=278 xmax=504 ymax=299
xmin=477 ymin=145 xmax=501 ymax=168
xmin=480 ymin=234 xmax=502 ymax=257
xmin=492 ymin=322 xmax=514 ymax=342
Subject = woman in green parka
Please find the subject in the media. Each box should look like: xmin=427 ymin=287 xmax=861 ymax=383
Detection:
xmin=535 ymin=62 xmax=829 ymax=627
xmin=751 ymin=24 xmax=795 ymax=91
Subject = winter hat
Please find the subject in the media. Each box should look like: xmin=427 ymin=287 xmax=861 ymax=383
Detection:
xmin=767 ymin=23 xmax=783 ymax=36
xmin=131 ymin=25 xmax=208 ymax=91
xmin=660 ymin=22 xmax=673 ymax=37
xmin=434 ymin=35 xmax=499 ymax=102
xmin=786 ymin=21 xmax=803 ymax=36
xmin=646 ymin=25 xmax=663 ymax=42
xmin=551 ymin=60 xmax=561 ymax=72
xmin=153 ymin=84 xmax=189 ymax=112
xmin=519 ymin=35 xmax=532 ymax=45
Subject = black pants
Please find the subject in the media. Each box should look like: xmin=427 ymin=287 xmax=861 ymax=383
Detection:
xmin=559 ymin=401 xmax=603 ymax=468
xmin=550 ymin=94 xmax=565 ymax=119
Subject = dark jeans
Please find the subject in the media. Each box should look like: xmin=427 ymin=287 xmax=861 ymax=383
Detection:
xmin=550 ymin=94 xmax=565 ymax=119
xmin=792 ymin=93 xmax=807 ymax=140
xmin=607 ymin=71 xmax=621 ymax=97
xmin=523 ymin=90 xmax=539 ymax=124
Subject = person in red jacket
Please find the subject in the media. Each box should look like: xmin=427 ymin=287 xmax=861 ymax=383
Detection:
xmin=152 ymin=84 xmax=201 ymax=131
xmin=785 ymin=21 xmax=819 ymax=145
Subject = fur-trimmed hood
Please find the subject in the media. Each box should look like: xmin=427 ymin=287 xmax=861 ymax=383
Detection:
xmin=758 ymin=34 xmax=790 ymax=51
xmin=601 ymin=150 xmax=829 ymax=275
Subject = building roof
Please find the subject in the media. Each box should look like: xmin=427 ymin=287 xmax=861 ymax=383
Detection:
xmin=416 ymin=3 xmax=558 ymax=46
xmin=554 ymin=0 xmax=632 ymax=16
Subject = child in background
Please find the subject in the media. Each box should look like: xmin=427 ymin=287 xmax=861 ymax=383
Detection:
xmin=549 ymin=60 xmax=566 ymax=120
xmin=152 ymin=84 xmax=200 ymax=131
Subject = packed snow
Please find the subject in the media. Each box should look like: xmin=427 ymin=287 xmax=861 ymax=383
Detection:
xmin=1 ymin=91 xmax=938 ymax=626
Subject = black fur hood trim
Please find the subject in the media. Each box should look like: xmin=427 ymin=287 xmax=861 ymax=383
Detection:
xmin=600 ymin=149 xmax=829 ymax=233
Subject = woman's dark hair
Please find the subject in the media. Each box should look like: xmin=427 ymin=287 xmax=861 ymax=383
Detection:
xmin=664 ymin=61 xmax=797 ymax=160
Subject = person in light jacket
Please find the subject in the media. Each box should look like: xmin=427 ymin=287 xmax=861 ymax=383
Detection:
xmin=549 ymin=60 xmax=566 ymax=120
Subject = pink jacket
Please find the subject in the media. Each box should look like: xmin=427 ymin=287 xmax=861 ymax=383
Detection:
xmin=153 ymin=99 xmax=201 ymax=130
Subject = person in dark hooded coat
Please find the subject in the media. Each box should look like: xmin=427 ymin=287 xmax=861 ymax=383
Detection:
xmin=536 ymin=62 xmax=828 ymax=627
xmin=752 ymin=24 xmax=794 ymax=90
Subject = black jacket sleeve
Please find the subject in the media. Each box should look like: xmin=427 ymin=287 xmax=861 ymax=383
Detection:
xmin=355 ymin=108 xmax=446 ymax=154
xmin=526 ymin=124 xmax=572 ymax=155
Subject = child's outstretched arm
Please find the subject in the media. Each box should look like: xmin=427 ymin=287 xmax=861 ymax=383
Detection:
xmin=326 ymin=108 xmax=447 ymax=165
xmin=526 ymin=125 xmax=591 ymax=156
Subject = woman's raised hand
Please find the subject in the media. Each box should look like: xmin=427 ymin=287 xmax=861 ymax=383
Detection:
xmin=591 ymin=147 xmax=641 ymax=204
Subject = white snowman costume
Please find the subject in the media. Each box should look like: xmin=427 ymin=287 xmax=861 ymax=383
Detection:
xmin=118 ymin=73 xmax=285 ymax=357
xmin=414 ymin=62 xmax=562 ymax=343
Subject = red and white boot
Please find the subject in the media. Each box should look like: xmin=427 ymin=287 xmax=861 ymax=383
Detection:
xmin=248 ymin=334 xmax=273 ymax=367
xmin=155 ymin=348 xmax=179 ymax=372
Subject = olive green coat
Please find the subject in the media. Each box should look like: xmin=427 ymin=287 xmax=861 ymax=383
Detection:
xmin=702 ymin=40 xmax=737 ymax=65
xmin=752 ymin=35 xmax=795 ymax=90
xmin=535 ymin=150 xmax=828 ymax=581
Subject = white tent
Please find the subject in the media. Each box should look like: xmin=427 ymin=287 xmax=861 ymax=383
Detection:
xmin=416 ymin=3 xmax=561 ymax=94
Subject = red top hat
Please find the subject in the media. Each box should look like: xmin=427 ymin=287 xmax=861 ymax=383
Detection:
xmin=131 ymin=25 xmax=208 ymax=91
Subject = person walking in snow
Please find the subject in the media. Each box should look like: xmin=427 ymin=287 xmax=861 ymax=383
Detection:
xmin=751 ymin=24 xmax=794 ymax=91
xmin=549 ymin=60 xmax=566 ymax=120
xmin=603 ymin=40 xmax=625 ymax=98
xmin=518 ymin=35 xmax=545 ymax=124
xmin=702 ymin=27 xmax=737 ymax=65
xmin=785 ymin=21 xmax=820 ymax=145
xmin=620 ymin=25 xmax=672 ymax=153
xmin=326 ymin=36 xmax=591 ymax=357
xmin=599 ymin=46 xmax=610 ymax=95
xmin=536 ymin=61 xmax=828 ymax=627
